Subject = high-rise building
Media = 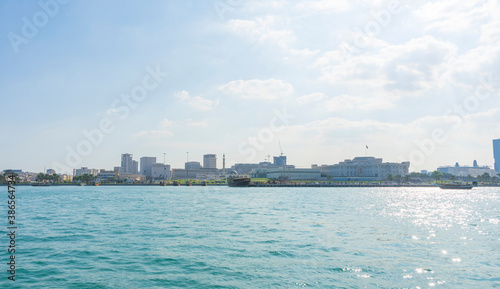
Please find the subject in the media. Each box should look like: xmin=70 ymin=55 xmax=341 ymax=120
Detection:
xmin=140 ymin=157 xmax=157 ymax=177
xmin=494 ymin=139 xmax=500 ymax=172
xmin=273 ymin=155 xmax=287 ymax=167
xmin=121 ymin=153 xmax=138 ymax=174
xmin=185 ymin=161 xmax=201 ymax=170
xmin=151 ymin=164 xmax=171 ymax=180
xmin=203 ymin=154 xmax=217 ymax=169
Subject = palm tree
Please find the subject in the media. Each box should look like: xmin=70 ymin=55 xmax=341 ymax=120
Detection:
xmin=52 ymin=173 xmax=60 ymax=184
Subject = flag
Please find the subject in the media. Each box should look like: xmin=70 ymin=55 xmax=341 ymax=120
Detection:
xmin=366 ymin=145 xmax=368 ymax=149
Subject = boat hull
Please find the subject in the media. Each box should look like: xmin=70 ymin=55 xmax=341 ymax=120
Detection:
xmin=439 ymin=184 xmax=473 ymax=190
xmin=227 ymin=177 xmax=252 ymax=187
xmin=32 ymin=183 xmax=50 ymax=186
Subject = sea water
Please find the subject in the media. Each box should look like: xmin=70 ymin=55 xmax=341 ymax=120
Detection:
xmin=1 ymin=186 xmax=499 ymax=288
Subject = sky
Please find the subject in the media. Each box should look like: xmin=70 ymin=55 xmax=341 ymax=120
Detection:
xmin=1 ymin=0 xmax=500 ymax=174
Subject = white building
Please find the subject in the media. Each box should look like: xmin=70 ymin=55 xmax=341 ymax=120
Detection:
xmin=203 ymin=154 xmax=217 ymax=169
xmin=185 ymin=161 xmax=201 ymax=170
xmin=315 ymin=157 xmax=410 ymax=181
xmin=96 ymin=170 xmax=119 ymax=182
xmin=437 ymin=161 xmax=497 ymax=177
xmin=120 ymin=153 xmax=138 ymax=174
xmin=140 ymin=157 xmax=157 ymax=177
xmin=172 ymin=168 xmax=218 ymax=179
xmin=74 ymin=167 xmax=99 ymax=177
xmin=151 ymin=164 xmax=171 ymax=180
xmin=261 ymin=168 xmax=321 ymax=180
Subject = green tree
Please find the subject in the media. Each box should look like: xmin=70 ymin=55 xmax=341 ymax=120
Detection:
xmin=77 ymin=174 xmax=95 ymax=184
xmin=386 ymin=174 xmax=394 ymax=181
xmin=51 ymin=173 xmax=60 ymax=183
xmin=479 ymin=172 xmax=491 ymax=183
xmin=36 ymin=173 xmax=47 ymax=182
xmin=4 ymin=170 xmax=20 ymax=183
xmin=431 ymin=171 xmax=444 ymax=183
xmin=394 ymin=175 xmax=402 ymax=184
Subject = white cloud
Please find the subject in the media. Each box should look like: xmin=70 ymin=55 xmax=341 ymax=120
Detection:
xmin=316 ymin=36 xmax=457 ymax=97
xmin=414 ymin=0 xmax=490 ymax=32
xmin=227 ymin=16 xmax=295 ymax=48
xmin=158 ymin=118 xmax=173 ymax=128
xmin=175 ymin=90 xmax=219 ymax=111
xmin=326 ymin=94 xmax=394 ymax=111
xmin=219 ymin=78 xmax=294 ymax=100
xmin=297 ymin=93 xmax=325 ymax=104
xmin=185 ymin=119 xmax=208 ymax=127
xmin=174 ymin=90 xmax=190 ymax=101
xmin=134 ymin=118 xmax=174 ymax=138
xmin=295 ymin=0 xmax=350 ymax=13
xmin=134 ymin=130 xmax=174 ymax=138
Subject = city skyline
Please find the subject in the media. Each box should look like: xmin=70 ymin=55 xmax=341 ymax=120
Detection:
xmin=1 ymin=1 xmax=500 ymax=174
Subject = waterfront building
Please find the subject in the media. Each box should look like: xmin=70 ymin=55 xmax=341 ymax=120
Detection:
xmin=315 ymin=157 xmax=410 ymax=181
xmin=494 ymin=139 xmax=500 ymax=172
xmin=185 ymin=161 xmax=201 ymax=170
xmin=140 ymin=157 xmax=157 ymax=177
xmin=120 ymin=153 xmax=138 ymax=174
xmin=74 ymin=167 xmax=99 ymax=177
xmin=119 ymin=174 xmax=145 ymax=182
xmin=60 ymin=174 xmax=73 ymax=182
xmin=232 ymin=162 xmax=280 ymax=175
xmin=151 ymin=164 xmax=171 ymax=180
xmin=46 ymin=169 xmax=56 ymax=175
xmin=203 ymin=154 xmax=217 ymax=169
xmin=171 ymin=168 xmax=218 ymax=180
xmin=256 ymin=168 xmax=321 ymax=180
xmin=96 ymin=170 xmax=119 ymax=182
xmin=437 ymin=161 xmax=497 ymax=177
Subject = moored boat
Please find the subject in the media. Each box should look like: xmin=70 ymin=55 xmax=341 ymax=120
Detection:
xmin=438 ymin=182 xmax=475 ymax=190
xmin=227 ymin=175 xmax=252 ymax=187
xmin=32 ymin=182 xmax=50 ymax=186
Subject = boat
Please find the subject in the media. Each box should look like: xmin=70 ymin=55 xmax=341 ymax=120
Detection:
xmin=227 ymin=175 xmax=252 ymax=187
xmin=438 ymin=182 xmax=475 ymax=190
xmin=32 ymin=182 xmax=50 ymax=186
xmin=93 ymin=182 xmax=100 ymax=186
xmin=79 ymin=182 xmax=87 ymax=186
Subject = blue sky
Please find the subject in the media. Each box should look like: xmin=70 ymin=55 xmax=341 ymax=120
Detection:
xmin=1 ymin=0 xmax=499 ymax=174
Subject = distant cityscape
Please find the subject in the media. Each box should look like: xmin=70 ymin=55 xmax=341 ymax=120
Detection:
xmin=2 ymin=139 xmax=500 ymax=183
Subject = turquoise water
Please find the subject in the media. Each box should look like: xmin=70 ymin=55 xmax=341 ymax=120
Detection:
xmin=2 ymin=186 xmax=499 ymax=288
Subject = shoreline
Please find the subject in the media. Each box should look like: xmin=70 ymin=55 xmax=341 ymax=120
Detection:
xmin=4 ymin=183 xmax=500 ymax=187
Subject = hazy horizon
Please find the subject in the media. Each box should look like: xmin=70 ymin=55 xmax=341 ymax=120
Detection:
xmin=1 ymin=0 xmax=499 ymax=174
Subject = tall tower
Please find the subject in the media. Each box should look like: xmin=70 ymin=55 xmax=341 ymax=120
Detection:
xmin=223 ymin=154 xmax=226 ymax=175
xmin=494 ymin=139 xmax=500 ymax=172
xmin=203 ymin=154 xmax=217 ymax=169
